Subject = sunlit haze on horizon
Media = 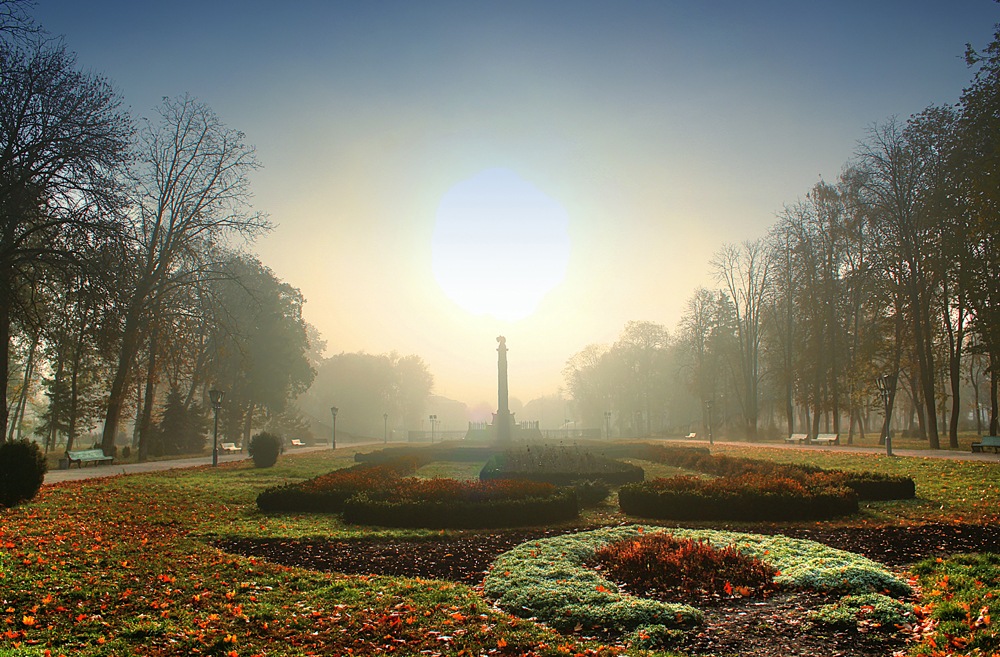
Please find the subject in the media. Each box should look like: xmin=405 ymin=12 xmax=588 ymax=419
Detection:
xmin=34 ymin=0 xmax=1000 ymax=410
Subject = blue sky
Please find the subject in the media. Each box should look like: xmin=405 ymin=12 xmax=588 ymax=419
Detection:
xmin=32 ymin=1 xmax=1000 ymax=410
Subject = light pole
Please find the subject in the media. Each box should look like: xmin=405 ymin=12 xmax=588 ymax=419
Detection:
xmin=330 ymin=406 xmax=338 ymax=450
xmin=705 ymin=398 xmax=714 ymax=446
xmin=383 ymin=413 xmax=388 ymax=444
xmin=604 ymin=411 xmax=612 ymax=440
xmin=429 ymin=414 xmax=437 ymax=443
xmin=209 ymin=389 xmax=225 ymax=467
xmin=875 ymin=374 xmax=895 ymax=456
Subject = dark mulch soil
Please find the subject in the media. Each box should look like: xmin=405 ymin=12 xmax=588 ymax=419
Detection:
xmin=217 ymin=522 xmax=1000 ymax=657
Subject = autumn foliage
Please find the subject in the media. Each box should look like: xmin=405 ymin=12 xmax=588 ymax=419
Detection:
xmin=593 ymin=533 xmax=778 ymax=602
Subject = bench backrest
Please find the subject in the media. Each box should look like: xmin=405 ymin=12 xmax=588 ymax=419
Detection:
xmin=221 ymin=442 xmax=238 ymax=449
xmin=789 ymin=433 xmax=808 ymax=440
xmin=815 ymin=433 xmax=839 ymax=439
xmin=68 ymin=449 xmax=106 ymax=457
xmin=981 ymin=436 xmax=1000 ymax=446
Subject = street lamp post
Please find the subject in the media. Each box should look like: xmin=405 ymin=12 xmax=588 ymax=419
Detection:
xmin=604 ymin=411 xmax=612 ymax=440
xmin=383 ymin=413 xmax=388 ymax=444
xmin=330 ymin=406 xmax=338 ymax=450
xmin=875 ymin=374 xmax=895 ymax=457
xmin=209 ymin=389 xmax=225 ymax=467
xmin=705 ymin=399 xmax=714 ymax=446
xmin=429 ymin=414 xmax=437 ymax=443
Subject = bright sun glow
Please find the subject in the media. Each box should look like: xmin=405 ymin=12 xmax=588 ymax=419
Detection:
xmin=432 ymin=168 xmax=571 ymax=322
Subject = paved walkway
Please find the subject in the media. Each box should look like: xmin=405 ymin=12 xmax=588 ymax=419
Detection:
xmin=45 ymin=438 xmax=999 ymax=485
xmin=44 ymin=444 xmax=342 ymax=484
xmin=690 ymin=439 xmax=1000 ymax=462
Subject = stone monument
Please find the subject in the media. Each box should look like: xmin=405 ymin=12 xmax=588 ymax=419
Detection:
xmin=494 ymin=336 xmax=512 ymax=444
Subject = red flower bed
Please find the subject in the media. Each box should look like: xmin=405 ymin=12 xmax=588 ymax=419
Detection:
xmin=593 ymin=533 xmax=778 ymax=602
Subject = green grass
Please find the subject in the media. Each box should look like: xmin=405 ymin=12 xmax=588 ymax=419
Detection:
xmin=2 ymin=442 xmax=998 ymax=656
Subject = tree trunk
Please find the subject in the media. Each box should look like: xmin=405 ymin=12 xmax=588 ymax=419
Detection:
xmin=0 ymin=285 xmax=10 ymax=443
xmin=137 ymin=332 xmax=158 ymax=462
xmin=101 ymin=301 xmax=146 ymax=456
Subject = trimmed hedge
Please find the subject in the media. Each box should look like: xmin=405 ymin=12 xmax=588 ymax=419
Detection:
xmin=619 ymin=474 xmax=858 ymax=521
xmin=618 ymin=443 xmax=915 ymax=501
xmin=480 ymin=444 xmax=645 ymax=486
xmin=0 ymin=440 xmax=47 ymax=508
xmin=343 ymin=489 xmax=578 ymax=529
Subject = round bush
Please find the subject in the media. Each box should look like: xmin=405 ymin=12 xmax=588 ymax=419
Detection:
xmin=248 ymin=432 xmax=282 ymax=468
xmin=0 ymin=440 xmax=48 ymax=508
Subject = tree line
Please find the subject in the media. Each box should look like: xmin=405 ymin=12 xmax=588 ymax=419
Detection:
xmin=566 ymin=22 xmax=1000 ymax=447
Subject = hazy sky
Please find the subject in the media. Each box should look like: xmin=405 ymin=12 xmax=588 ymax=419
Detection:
xmin=34 ymin=1 xmax=1000 ymax=410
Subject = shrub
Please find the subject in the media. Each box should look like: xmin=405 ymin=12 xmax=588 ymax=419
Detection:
xmin=480 ymin=444 xmax=644 ymax=486
xmin=343 ymin=478 xmax=578 ymax=528
xmin=0 ymin=440 xmax=47 ymax=508
xmin=248 ymin=432 xmax=282 ymax=468
xmin=593 ymin=533 xmax=778 ymax=601
xmin=619 ymin=474 xmax=858 ymax=521
xmin=573 ymin=479 xmax=612 ymax=507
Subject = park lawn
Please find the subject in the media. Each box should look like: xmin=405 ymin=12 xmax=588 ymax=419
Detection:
xmin=0 ymin=462 xmax=622 ymax=657
xmin=1 ymin=444 xmax=998 ymax=656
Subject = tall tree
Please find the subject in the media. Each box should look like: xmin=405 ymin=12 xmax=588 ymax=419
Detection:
xmin=0 ymin=36 xmax=130 ymax=441
xmin=961 ymin=23 xmax=1000 ymax=435
xmin=712 ymin=239 xmax=772 ymax=439
xmin=855 ymin=119 xmax=942 ymax=448
xmin=100 ymin=95 xmax=267 ymax=454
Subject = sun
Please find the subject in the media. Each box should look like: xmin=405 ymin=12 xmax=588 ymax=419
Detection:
xmin=431 ymin=168 xmax=570 ymax=322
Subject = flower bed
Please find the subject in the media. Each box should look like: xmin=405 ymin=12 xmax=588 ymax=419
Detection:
xmin=480 ymin=444 xmax=645 ymax=486
xmin=483 ymin=526 xmax=910 ymax=646
xmin=255 ymin=456 xmax=428 ymax=513
xmin=342 ymin=479 xmax=577 ymax=529
xmin=619 ymin=474 xmax=858 ymax=521
xmin=257 ymin=456 xmax=578 ymax=528
xmin=620 ymin=443 xmax=915 ymax=501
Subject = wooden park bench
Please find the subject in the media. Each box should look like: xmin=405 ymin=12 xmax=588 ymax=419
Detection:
xmin=785 ymin=433 xmax=808 ymax=444
xmin=971 ymin=436 xmax=1000 ymax=453
xmin=220 ymin=442 xmax=240 ymax=453
xmin=66 ymin=448 xmax=114 ymax=467
xmin=684 ymin=432 xmax=697 ymax=439
xmin=290 ymin=439 xmax=306 ymax=447
xmin=811 ymin=433 xmax=840 ymax=446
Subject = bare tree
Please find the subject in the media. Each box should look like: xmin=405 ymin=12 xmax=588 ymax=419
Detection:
xmin=712 ymin=239 xmax=772 ymax=439
xmin=0 ymin=38 xmax=130 ymax=441
xmin=99 ymin=95 xmax=268 ymax=455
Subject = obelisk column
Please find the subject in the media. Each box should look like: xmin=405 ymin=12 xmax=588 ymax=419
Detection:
xmin=496 ymin=335 xmax=511 ymax=444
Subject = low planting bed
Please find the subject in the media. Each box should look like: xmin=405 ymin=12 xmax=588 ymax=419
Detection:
xmin=480 ymin=443 xmax=644 ymax=486
xmin=483 ymin=525 xmax=911 ymax=649
xmin=628 ymin=444 xmax=916 ymax=501
xmin=342 ymin=478 xmax=577 ymax=529
xmin=619 ymin=473 xmax=859 ymax=520
xmin=257 ymin=455 xmax=578 ymax=528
